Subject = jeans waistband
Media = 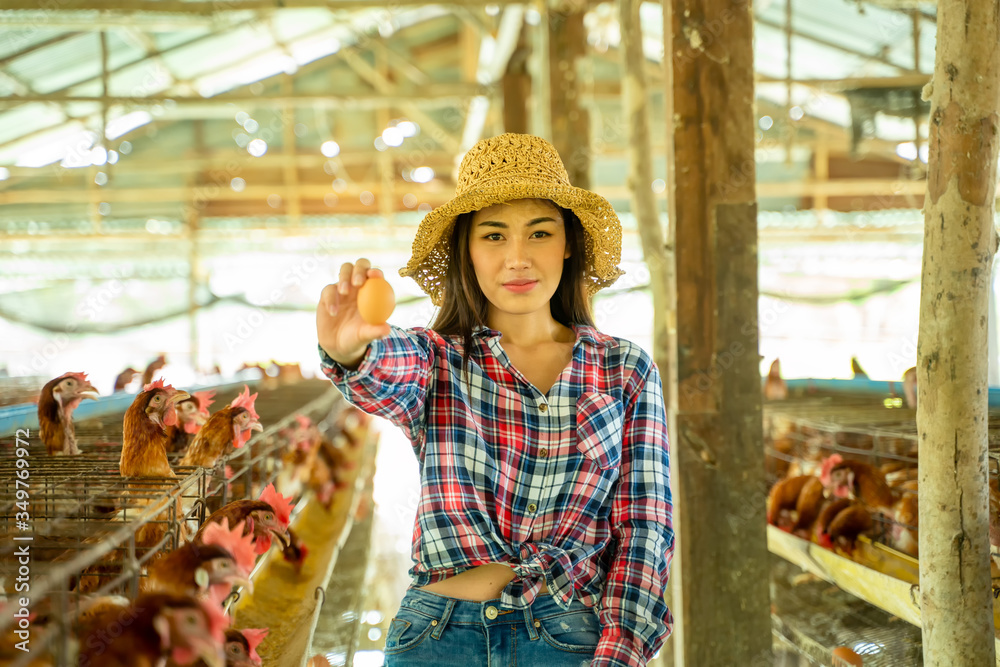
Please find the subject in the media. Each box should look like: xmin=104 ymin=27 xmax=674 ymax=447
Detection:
xmin=399 ymin=587 xmax=590 ymax=641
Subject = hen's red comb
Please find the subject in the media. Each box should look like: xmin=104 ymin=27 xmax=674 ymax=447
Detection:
xmin=819 ymin=454 xmax=844 ymax=487
xmin=202 ymin=517 xmax=257 ymax=577
xmin=143 ymin=378 xmax=168 ymax=392
xmin=295 ymin=414 xmax=312 ymax=429
xmin=193 ymin=390 xmax=216 ymax=416
xmin=58 ymin=371 xmax=91 ymax=383
xmin=230 ymin=385 xmax=259 ymax=420
xmin=241 ymin=628 xmax=269 ymax=664
xmin=258 ymin=483 xmax=294 ymax=526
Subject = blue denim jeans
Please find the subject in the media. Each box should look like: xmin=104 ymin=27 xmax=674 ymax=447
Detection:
xmin=383 ymin=587 xmax=599 ymax=667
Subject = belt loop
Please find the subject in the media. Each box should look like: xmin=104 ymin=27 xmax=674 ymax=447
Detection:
xmin=524 ymin=603 xmax=539 ymax=641
xmin=431 ymin=598 xmax=455 ymax=640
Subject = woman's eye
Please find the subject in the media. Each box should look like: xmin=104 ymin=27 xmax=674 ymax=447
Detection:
xmin=484 ymin=233 xmax=502 ymax=241
xmin=532 ymin=231 xmax=550 ymax=238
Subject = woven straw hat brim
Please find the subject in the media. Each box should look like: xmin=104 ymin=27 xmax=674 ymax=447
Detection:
xmin=399 ymin=181 xmax=625 ymax=307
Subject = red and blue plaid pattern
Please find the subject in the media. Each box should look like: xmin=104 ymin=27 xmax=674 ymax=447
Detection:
xmin=319 ymin=324 xmax=674 ymax=666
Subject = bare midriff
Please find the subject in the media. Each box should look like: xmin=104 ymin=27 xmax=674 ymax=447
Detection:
xmin=417 ymin=563 xmax=549 ymax=601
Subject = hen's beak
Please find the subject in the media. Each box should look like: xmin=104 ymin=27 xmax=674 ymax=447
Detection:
xmin=271 ymin=528 xmax=290 ymax=549
xmin=79 ymin=382 xmax=100 ymax=400
xmin=249 ymin=419 xmax=263 ymax=433
xmin=169 ymin=390 xmax=192 ymax=404
xmin=193 ymin=640 xmax=226 ymax=667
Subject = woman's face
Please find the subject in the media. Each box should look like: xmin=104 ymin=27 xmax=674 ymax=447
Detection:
xmin=468 ymin=198 xmax=570 ymax=320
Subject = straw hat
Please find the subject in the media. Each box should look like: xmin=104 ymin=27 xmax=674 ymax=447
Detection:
xmin=399 ymin=133 xmax=624 ymax=306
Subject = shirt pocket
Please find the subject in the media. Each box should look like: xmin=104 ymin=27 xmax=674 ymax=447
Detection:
xmin=575 ymin=392 xmax=624 ymax=471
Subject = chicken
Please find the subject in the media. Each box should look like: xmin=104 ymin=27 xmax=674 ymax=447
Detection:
xmin=167 ymin=390 xmax=217 ymax=455
xmin=76 ymin=593 xmax=227 ymax=667
xmin=37 ymin=372 xmax=99 ymax=455
xmin=763 ymin=359 xmax=788 ymax=400
xmin=113 ymin=367 xmax=139 ymax=393
xmin=193 ymin=628 xmax=268 ymax=667
xmin=820 ymin=454 xmax=917 ymax=556
xmin=819 ymin=454 xmax=895 ymax=511
xmin=142 ymin=353 xmax=168 ymax=387
xmin=118 ymin=380 xmax=192 ymax=559
xmin=816 ymin=500 xmax=873 ymax=555
xmin=791 ymin=476 xmax=826 ymax=537
xmin=766 ymin=475 xmax=812 ymax=528
xmin=334 ymin=406 xmax=370 ymax=450
xmin=73 ymin=380 xmax=191 ymax=593
xmin=180 ymin=386 xmax=262 ymax=469
xmin=903 ymin=366 xmax=917 ymax=409
xmin=851 ymin=356 xmax=868 ymax=379
xmin=194 ymin=484 xmax=294 ymax=555
xmin=275 ymin=416 xmax=316 ymax=498
xmin=142 ymin=518 xmax=255 ymax=599
xmin=890 ymin=491 xmax=919 ymax=557
xmin=281 ymin=527 xmax=310 ymax=574
xmin=72 ymin=595 xmax=132 ymax=637
xmin=121 ymin=379 xmax=190 ymax=478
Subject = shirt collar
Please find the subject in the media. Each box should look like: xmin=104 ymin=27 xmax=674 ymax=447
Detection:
xmin=472 ymin=323 xmax=617 ymax=349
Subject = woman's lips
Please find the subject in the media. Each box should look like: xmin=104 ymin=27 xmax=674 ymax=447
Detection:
xmin=503 ymin=280 xmax=538 ymax=293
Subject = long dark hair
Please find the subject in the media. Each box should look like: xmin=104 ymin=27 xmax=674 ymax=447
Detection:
xmin=429 ymin=202 xmax=595 ymax=370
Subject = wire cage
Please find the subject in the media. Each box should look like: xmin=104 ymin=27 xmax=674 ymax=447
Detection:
xmin=0 ymin=377 xmax=349 ymax=666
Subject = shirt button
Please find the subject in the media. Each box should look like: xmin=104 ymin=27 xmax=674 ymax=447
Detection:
xmin=538 ymin=448 xmax=549 ymax=458
xmin=485 ymin=606 xmax=499 ymax=619
xmin=527 ymin=503 xmax=537 ymax=513
xmin=539 ymin=403 xmax=548 ymax=412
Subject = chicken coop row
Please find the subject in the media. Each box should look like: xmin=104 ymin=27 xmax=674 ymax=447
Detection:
xmin=763 ymin=379 xmax=1000 ymax=665
xmin=0 ymin=374 xmax=379 ymax=666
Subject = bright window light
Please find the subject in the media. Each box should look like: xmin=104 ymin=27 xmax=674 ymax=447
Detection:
xmin=105 ymin=110 xmax=152 ymax=140
xmin=321 ymin=140 xmax=340 ymax=157
xmin=896 ymin=142 xmax=917 ymax=161
xmin=382 ymin=126 xmax=404 ymax=147
xmin=14 ymin=127 xmax=94 ymax=168
xmin=397 ymin=121 xmax=419 ymax=137
xmin=247 ymin=139 xmax=268 ymax=157
xmin=411 ymin=166 xmax=434 ymax=183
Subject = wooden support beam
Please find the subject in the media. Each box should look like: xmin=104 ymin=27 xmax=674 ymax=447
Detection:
xmin=756 ymin=73 xmax=930 ymax=90
xmin=917 ymin=0 xmax=1000 ymax=664
xmin=502 ymin=23 xmax=532 ymax=134
xmin=664 ymin=0 xmax=771 ymax=665
xmin=812 ymin=142 xmax=829 ymax=210
xmin=0 ymin=0 xmax=528 ymax=14
xmin=0 ymin=87 xmax=483 ymax=107
xmin=340 ymin=48 xmax=462 ymax=153
xmin=0 ymin=178 xmax=928 ymax=205
xmin=548 ymin=5 xmax=590 ymax=188
xmin=619 ymin=0 xmax=674 ymax=659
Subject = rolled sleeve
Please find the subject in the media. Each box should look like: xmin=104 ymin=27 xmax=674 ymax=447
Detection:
xmin=318 ymin=325 xmax=434 ymax=454
xmin=594 ymin=359 xmax=675 ymax=667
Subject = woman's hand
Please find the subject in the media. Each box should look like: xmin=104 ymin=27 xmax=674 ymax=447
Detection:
xmin=317 ymin=259 xmax=392 ymax=367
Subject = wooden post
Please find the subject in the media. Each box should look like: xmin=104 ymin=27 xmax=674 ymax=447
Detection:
xmin=917 ymin=0 xmax=1000 ymax=664
xmin=663 ymin=0 xmax=772 ymax=664
xmin=502 ymin=23 xmax=531 ymax=134
xmin=281 ymin=75 xmax=302 ymax=229
xmin=619 ymin=0 xmax=674 ymax=663
xmin=547 ymin=1 xmax=589 ymax=189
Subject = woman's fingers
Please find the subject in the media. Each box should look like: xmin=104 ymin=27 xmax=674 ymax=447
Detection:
xmin=353 ymin=258 xmax=371 ymax=286
xmin=320 ymin=284 xmax=339 ymax=317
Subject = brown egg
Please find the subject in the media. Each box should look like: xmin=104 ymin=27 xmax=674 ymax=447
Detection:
xmin=356 ymin=277 xmax=395 ymax=325
xmin=309 ymin=655 xmax=331 ymax=667
xmin=832 ymin=646 xmax=863 ymax=666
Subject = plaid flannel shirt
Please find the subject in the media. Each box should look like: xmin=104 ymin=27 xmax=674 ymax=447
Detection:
xmin=318 ymin=323 xmax=674 ymax=666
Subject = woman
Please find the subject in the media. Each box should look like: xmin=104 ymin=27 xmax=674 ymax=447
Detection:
xmin=316 ymin=133 xmax=673 ymax=667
